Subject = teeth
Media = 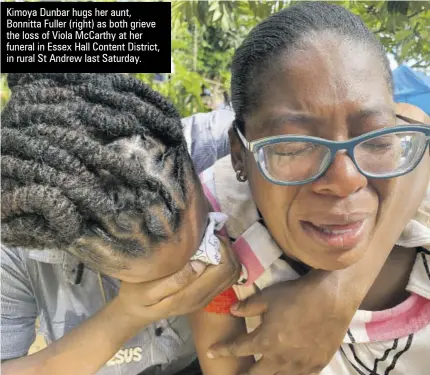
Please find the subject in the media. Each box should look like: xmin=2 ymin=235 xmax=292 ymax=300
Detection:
xmin=319 ymin=228 xmax=351 ymax=235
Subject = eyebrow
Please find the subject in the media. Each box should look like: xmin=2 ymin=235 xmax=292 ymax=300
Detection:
xmin=264 ymin=113 xmax=320 ymax=130
xmin=263 ymin=106 xmax=396 ymax=132
xmin=348 ymin=107 xmax=395 ymax=124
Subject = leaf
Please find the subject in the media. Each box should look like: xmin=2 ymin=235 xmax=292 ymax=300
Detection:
xmin=213 ymin=8 xmax=222 ymax=23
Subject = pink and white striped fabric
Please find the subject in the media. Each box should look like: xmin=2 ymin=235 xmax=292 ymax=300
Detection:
xmin=200 ymin=156 xmax=430 ymax=375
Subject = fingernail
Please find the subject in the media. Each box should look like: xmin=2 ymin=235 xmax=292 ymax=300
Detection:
xmin=190 ymin=261 xmax=206 ymax=274
xmin=230 ymin=303 xmax=239 ymax=311
xmin=206 ymin=351 xmax=215 ymax=359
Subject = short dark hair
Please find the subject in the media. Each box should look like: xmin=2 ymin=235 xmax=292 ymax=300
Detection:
xmin=231 ymin=2 xmax=393 ymax=132
xmin=1 ymin=73 xmax=196 ymax=269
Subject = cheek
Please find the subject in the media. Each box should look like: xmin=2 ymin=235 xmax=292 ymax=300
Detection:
xmin=247 ymin=157 xmax=275 ymax=205
xmin=368 ymin=179 xmax=393 ymax=207
xmin=246 ymin=157 xmax=298 ymax=222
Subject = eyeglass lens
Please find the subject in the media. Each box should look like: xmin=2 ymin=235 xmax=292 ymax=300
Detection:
xmin=258 ymin=131 xmax=428 ymax=183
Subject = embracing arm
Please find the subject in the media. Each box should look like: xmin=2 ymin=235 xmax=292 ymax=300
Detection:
xmin=208 ymin=159 xmax=429 ymax=375
xmin=189 ymin=309 xmax=253 ymax=375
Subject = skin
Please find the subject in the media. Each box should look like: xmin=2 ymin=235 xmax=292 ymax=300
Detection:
xmin=396 ymin=102 xmax=430 ymax=123
xmin=191 ymin=32 xmax=430 ymax=375
xmin=2 ymin=171 xmax=242 ymax=375
xmin=3 ymin=66 xmax=428 ymax=375
xmin=232 ymin=33 xmax=404 ymax=271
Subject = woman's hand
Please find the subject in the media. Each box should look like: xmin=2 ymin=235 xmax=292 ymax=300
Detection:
xmin=208 ymin=143 xmax=429 ymax=375
xmin=207 ymin=271 xmax=350 ymax=375
xmin=117 ymin=237 xmax=241 ymax=326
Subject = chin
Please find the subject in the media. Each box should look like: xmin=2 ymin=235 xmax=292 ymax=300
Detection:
xmin=311 ymin=247 xmax=368 ymax=271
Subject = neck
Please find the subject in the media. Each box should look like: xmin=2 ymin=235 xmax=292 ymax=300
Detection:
xmin=281 ymin=245 xmax=417 ymax=311
xmin=359 ymin=245 xmax=416 ymax=311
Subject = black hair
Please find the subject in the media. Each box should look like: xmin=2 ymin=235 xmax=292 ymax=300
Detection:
xmin=231 ymin=2 xmax=393 ymax=132
xmin=1 ymin=73 xmax=196 ymax=270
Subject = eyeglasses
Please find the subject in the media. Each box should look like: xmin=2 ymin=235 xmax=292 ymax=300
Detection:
xmin=234 ymin=116 xmax=430 ymax=186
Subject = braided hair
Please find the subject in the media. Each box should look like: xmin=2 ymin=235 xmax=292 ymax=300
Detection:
xmin=231 ymin=2 xmax=393 ymax=132
xmin=1 ymin=73 xmax=196 ymax=270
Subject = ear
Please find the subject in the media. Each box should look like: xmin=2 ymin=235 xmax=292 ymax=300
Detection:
xmin=228 ymin=122 xmax=246 ymax=173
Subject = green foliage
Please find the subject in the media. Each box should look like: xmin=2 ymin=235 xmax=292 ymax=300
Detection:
xmin=1 ymin=0 xmax=429 ymax=116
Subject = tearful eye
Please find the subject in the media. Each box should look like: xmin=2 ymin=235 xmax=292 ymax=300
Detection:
xmin=362 ymin=142 xmax=393 ymax=150
xmin=359 ymin=134 xmax=398 ymax=152
xmin=271 ymin=143 xmax=317 ymax=157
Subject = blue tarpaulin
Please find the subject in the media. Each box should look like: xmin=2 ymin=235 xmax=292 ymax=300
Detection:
xmin=393 ymin=64 xmax=430 ymax=115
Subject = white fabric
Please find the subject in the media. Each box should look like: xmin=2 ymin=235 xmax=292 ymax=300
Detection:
xmin=190 ymin=212 xmax=228 ymax=265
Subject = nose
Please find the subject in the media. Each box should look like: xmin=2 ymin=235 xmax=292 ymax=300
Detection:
xmin=312 ymin=152 xmax=367 ymax=197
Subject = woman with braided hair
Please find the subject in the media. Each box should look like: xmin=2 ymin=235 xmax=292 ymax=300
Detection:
xmin=1 ymin=72 xmax=240 ymax=375
xmin=1 ymin=32 xmax=428 ymax=375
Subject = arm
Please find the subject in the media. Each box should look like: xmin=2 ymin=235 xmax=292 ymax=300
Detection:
xmin=208 ymin=153 xmax=429 ymax=375
xmin=2 ymin=242 xmax=241 ymax=375
xmin=0 ymin=245 xmax=153 ymax=375
xmin=182 ymin=109 xmax=234 ymax=175
xmin=2 ymin=298 xmax=146 ymax=375
xmin=189 ymin=310 xmax=253 ymax=375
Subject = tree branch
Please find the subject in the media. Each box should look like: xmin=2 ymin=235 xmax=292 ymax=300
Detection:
xmin=408 ymin=9 xmax=425 ymax=19
xmin=411 ymin=60 xmax=425 ymax=68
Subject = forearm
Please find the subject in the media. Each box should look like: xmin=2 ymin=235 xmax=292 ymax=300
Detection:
xmin=190 ymin=310 xmax=253 ymax=375
xmin=2 ymin=298 xmax=146 ymax=375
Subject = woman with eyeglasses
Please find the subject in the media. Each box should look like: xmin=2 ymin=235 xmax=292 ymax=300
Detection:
xmin=189 ymin=3 xmax=430 ymax=375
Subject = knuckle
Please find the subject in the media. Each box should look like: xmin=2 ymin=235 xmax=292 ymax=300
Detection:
xmin=226 ymin=341 xmax=238 ymax=356
xmin=259 ymin=335 xmax=273 ymax=349
xmin=171 ymin=267 xmax=192 ymax=286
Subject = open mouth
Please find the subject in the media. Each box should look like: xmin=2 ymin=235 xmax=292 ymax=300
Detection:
xmin=300 ymin=220 xmax=367 ymax=250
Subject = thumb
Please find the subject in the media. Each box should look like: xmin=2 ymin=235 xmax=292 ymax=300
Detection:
xmin=230 ymin=291 xmax=269 ymax=317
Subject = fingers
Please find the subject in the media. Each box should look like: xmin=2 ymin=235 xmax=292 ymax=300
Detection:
xmin=144 ymin=261 xmax=207 ymax=304
xmin=207 ymin=327 xmax=260 ymax=358
xmin=158 ymin=236 xmax=241 ymax=313
xmin=166 ymin=262 xmax=236 ymax=312
xmin=237 ymin=359 xmax=276 ymax=375
xmin=218 ymin=235 xmax=241 ymax=278
xmin=230 ymin=291 xmax=269 ymax=317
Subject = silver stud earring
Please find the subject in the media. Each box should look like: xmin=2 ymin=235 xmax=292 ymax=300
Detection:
xmin=236 ymin=169 xmax=247 ymax=182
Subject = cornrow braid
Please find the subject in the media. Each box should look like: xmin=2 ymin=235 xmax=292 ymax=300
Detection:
xmin=1 ymin=73 xmax=196 ymax=268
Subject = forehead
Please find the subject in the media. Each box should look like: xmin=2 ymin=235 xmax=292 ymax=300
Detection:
xmin=249 ymin=33 xmax=392 ymax=127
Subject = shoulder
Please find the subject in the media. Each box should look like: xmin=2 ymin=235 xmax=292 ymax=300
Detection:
xmin=182 ymin=109 xmax=234 ymax=153
xmin=1 ymin=245 xmax=29 ymax=272
xmin=182 ymin=109 xmax=234 ymax=133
